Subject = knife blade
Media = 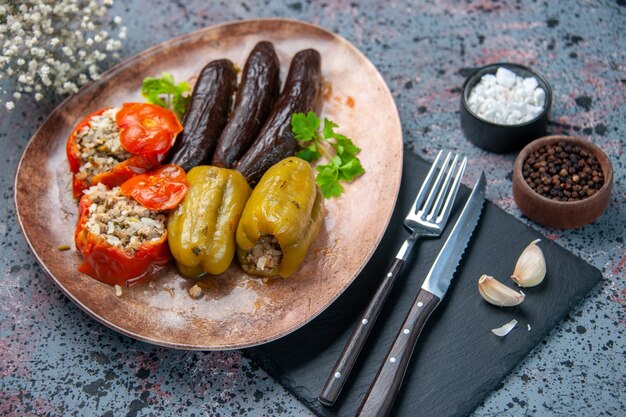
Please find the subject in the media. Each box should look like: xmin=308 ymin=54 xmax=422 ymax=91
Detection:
xmin=421 ymin=172 xmax=486 ymax=299
xmin=356 ymin=173 xmax=486 ymax=417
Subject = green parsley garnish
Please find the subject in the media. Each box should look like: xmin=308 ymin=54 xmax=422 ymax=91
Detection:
xmin=141 ymin=72 xmax=191 ymax=120
xmin=291 ymin=112 xmax=365 ymax=198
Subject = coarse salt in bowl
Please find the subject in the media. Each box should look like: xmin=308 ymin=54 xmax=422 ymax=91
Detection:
xmin=467 ymin=67 xmax=546 ymax=125
xmin=460 ymin=63 xmax=552 ymax=153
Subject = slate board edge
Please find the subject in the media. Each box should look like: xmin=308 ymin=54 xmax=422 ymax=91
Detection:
xmin=243 ymin=153 xmax=604 ymax=417
xmin=244 ymin=209 xmax=604 ymax=417
xmin=248 ymin=352 xmax=327 ymax=416
xmin=466 ymin=276 xmax=605 ymax=416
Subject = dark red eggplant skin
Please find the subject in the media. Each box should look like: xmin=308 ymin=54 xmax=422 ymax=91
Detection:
xmin=166 ymin=59 xmax=236 ymax=171
xmin=235 ymin=49 xmax=322 ymax=186
xmin=212 ymin=42 xmax=281 ymax=168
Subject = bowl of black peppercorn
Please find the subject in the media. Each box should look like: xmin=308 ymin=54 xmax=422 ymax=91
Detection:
xmin=512 ymin=135 xmax=613 ymax=229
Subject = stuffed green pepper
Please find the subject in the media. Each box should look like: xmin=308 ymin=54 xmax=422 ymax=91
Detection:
xmin=236 ymin=157 xmax=324 ymax=278
xmin=167 ymin=166 xmax=251 ymax=277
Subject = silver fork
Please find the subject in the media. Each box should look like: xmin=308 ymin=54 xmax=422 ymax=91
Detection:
xmin=318 ymin=151 xmax=467 ymax=407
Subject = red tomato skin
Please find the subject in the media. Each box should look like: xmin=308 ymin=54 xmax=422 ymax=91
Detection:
xmin=66 ymin=108 xmax=111 ymax=173
xmin=67 ymin=104 xmax=181 ymax=199
xmin=71 ymin=177 xmax=92 ymax=199
xmin=116 ymin=102 xmax=183 ymax=156
xmin=74 ymin=193 xmax=171 ymax=287
xmin=120 ymin=164 xmax=189 ymax=211
xmin=91 ymin=154 xmax=161 ymax=189
xmin=71 ymin=154 xmax=160 ymax=200
xmin=67 ymin=108 xmax=112 ymax=198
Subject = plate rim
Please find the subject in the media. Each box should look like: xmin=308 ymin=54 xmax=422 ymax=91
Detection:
xmin=14 ymin=18 xmax=403 ymax=350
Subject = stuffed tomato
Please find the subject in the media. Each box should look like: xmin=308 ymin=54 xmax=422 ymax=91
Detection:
xmin=66 ymin=103 xmax=182 ymax=198
xmin=75 ymin=183 xmax=171 ymax=287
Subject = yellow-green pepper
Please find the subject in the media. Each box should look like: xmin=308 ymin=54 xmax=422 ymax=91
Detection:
xmin=167 ymin=166 xmax=251 ymax=277
xmin=236 ymin=157 xmax=324 ymax=278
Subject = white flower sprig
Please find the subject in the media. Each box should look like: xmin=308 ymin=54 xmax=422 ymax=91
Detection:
xmin=0 ymin=0 xmax=126 ymax=110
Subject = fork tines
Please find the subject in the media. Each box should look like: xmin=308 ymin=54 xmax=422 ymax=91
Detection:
xmin=407 ymin=151 xmax=467 ymax=229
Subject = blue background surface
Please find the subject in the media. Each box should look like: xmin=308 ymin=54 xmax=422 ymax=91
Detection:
xmin=1 ymin=1 xmax=624 ymax=416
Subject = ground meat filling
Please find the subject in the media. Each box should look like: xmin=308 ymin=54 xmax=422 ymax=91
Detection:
xmin=75 ymin=108 xmax=132 ymax=183
xmin=245 ymin=234 xmax=282 ymax=274
xmin=83 ymin=184 xmax=166 ymax=255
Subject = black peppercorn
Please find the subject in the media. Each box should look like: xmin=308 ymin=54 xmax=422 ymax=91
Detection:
xmin=523 ymin=142 xmax=604 ymax=202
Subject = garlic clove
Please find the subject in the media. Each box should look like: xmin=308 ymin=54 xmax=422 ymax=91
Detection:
xmin=511 ymin=239 xmax=546 ymax=287
xmin=478 ymin=275 xmax=525 ymax=306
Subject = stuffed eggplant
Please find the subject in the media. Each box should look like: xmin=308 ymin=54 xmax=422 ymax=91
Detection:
xmin=166 ymin=59 xmax=237 ymax=171
xmin=236 ymin=157 xmax=324 ymax=278
xmin=66 ymin=103 xmax=182 ymax=198
xmin=212 ymin=41 xmax=280 ymax=168
xmin=235 ymin=49 xmax=322 ymax=186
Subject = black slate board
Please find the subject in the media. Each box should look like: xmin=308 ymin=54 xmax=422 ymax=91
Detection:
xmin=245 ymin=150 xmax=602 ymax=417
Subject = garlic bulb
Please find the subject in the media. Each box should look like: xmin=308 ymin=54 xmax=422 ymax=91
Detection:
xmin=511 ymin=239 xmax=546 ymax=287
xmin=478 ymin=275 xmax=525 ymax=306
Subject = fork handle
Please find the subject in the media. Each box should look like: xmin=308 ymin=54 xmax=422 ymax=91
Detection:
xmin=356 ymin=288 xmax=440 ymax=417
xmin=318 ymin=258 xmax=405 ymax=407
